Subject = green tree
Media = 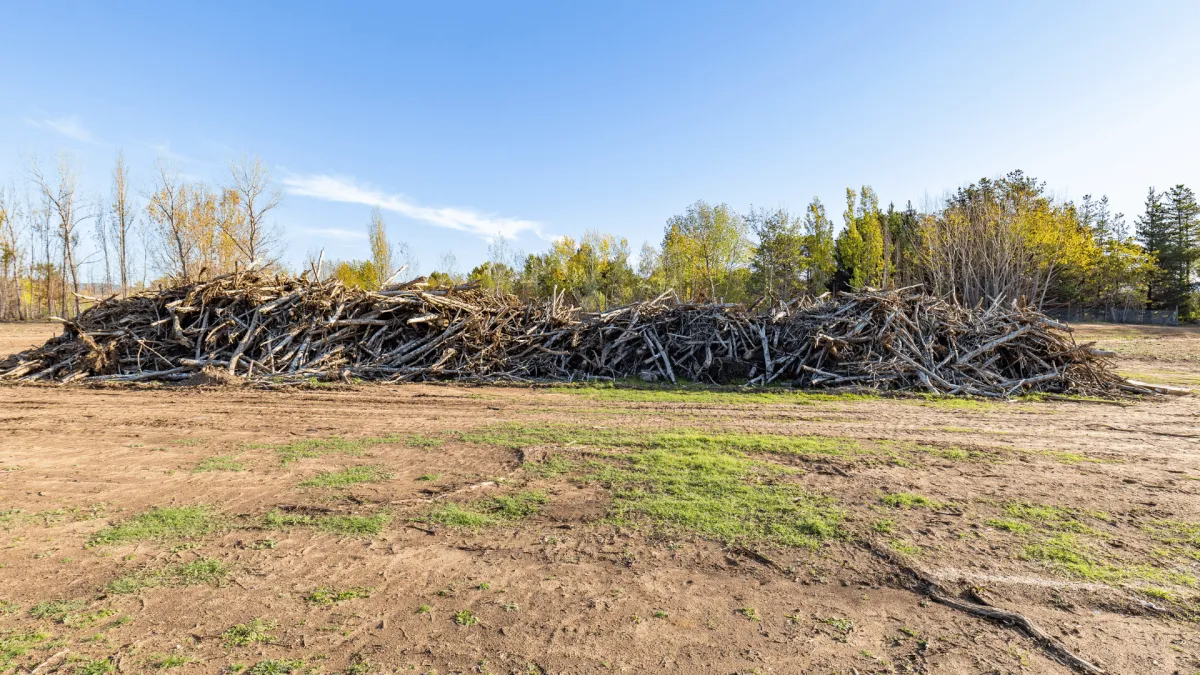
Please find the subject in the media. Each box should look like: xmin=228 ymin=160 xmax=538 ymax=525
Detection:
xmin=747 ymin=206 xmax=807 ymax=302
xmin=661 ymin=200 xmax=749 ymax=301
xmin=856 ymin=186 xmax=887 ymax=287
xmin=833 ymin=189 xmax=865 ymax=290
xmin=367 ymin=207 xmax=394 ymax=288
xmin=802 ymin=198 xmax=836 ymax=294
xmin=1138 ymin=186 xmax=1200 ymax=317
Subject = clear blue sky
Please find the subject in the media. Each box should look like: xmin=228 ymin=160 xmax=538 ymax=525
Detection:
xmin=3 ymin=1 xmax=1199 ymax=275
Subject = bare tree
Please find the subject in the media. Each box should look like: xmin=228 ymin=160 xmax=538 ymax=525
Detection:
xmin=110 ymin=151 xmax=135 ymax=295
xmin=0 ymin=185 xmax=24 ymax=320
xmin=94 ymin=196 xmax=111 ymax=291
xmin=368 ymin=207 xmax=394 ymax=285
xmin=28 ymin=154 xmax=87 ymax=317
xmin=227 ymin=155 xmax=283 ymax=267
xmin=146 ymin=160 xmax=194 ymax=282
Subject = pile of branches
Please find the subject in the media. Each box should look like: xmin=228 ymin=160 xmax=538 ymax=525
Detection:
xmin=0 ymin=271 xmax=1139 ymax=397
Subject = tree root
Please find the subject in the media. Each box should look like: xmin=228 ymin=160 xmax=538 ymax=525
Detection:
xmin=859 ymin=539 xmax=1107 ymax=675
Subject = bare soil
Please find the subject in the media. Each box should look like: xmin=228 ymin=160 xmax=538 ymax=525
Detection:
xmin=0 ymin=322 xmax=1197 ymax=674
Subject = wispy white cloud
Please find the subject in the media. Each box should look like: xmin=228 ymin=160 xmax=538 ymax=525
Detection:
xmin=147 ymin=142 xmax=202 ymax=165
xmin=25 ymin=115 xmax=96 ymax=143
xmin=282 ymin=174 xmax=546 ymax=241
xmin=300 ymin=226 xmax=367 ymax=241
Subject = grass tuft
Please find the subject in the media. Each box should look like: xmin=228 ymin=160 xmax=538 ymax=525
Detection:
xmin=587 ymin=442 xmax=842 ymax=548
xmin=222 ymin=618 xmax=277 ymax=647
xmin=89 ymin=506 xmax=219 ymax=546
xmin=193 ymin=455 xmax=245 ymax=473
xmin=428 ymin=491 xmax=548 ymax=529
xmin=0 ymin=629 xmax=48 ymax=669
xmin=257 ymin=435 xmax=405 ymax=465
xmin=298 ymin=465 xmax=393 ymax=488
xmin=105 ymin=558 xmax=229 ymax=595
xmin=28 ymin=599 xmax=87 ymax=622
xmin=879 ymin=492 xmax=943 ymax=510
xmin=246 ymin=660 xmax=305 ymax=674
xmin=262 ymin=510 xmax=391 ymax=536
xmin=305 ymin=587 xmax=371 ymax=606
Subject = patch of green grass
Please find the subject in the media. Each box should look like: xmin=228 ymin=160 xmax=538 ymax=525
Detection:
xmin=427 ymin=491 xmax=548 ymax=529
xmin=246 ymin=660 xmax=305 ymax=675
xmin=871 ymin=519 xmax=894 ymax=534
xmin=75 ymin=657 xmax=116 ymax=674
xmin=222 ymin=618 xmax=277 ymax=647
xmin=298 ymin=465 xmax=393 ymax=488
xmin=0 ymin=629 xmax=48 ymax=669
xmin=174 ymin=558 xmax=228 ymax=584
xmin=262 ymin=510 xmax=391 ymax=536
xmin=1021 ymin=534 xmax=1194 ymax=586
xmin=879 ymin=492 xmax=943 ymax=510
xmin=255 ymin=435 xmax=405 ymax=465
xmin=89 ymin=506 xmax=219 ymax=546
xmin=105 ymin=558 xmax=229 ymax=595
xmin=522 ymin=454 xmax=575 ymax=478
xmin=453 ymin=610 xmax=478 ymax=626
xmin=193 ymin=455 xmax=245 ymax=473
xmin=416 ymin=604 xmax=431 ymax=614
xmin=987 ymin=518 xmax=1032 ymax=534
xmin=62 ymin=608 xmax=116 ymax=629
xmin=1022 ymin=534 xmax=1116 ymax=581
xmin=0 ymin=600 xmax=17 ymax=615
xmin=460 ymin=423 xmax=865 ymax=459
xmin=586 ymin=442 xmax=842 ymax=549
xmin=736 ymin=607 xmax=761 ymax=621
xmin=1035 ymin=450 xmax=1104 ymax=464
xmin=170 ymin=438 xmax=207 ymax=446
xmin=1001 ymin=502 xmax=1103 ymax=534
xmin=1141 ymin=586 xmax=1175 ymax=602
xmin=305 ymin=587 xmax=372 ymax=607
xmin=1145 ymin=520 xmax=1200 ymax=549
xmin=819 ymin=617 xmax=854 ymax=633
xmin=458 ymin=423 xmax=845 ymax=548
xmin=916 ymin=396 xmax=1000 ymax=411
xmin=486 ymin=492 xmax=548 ymax=518
xmin=407 ymin=434 xmax=445 ymax=450
xmin=889 ymin=538 xmax=921 ymax=555
xmin=153 ymin=654 xmax=196 ymax=669
xmin=28 ymin=599 xmax=87 ymax=622
xmin=416 ymin=473 xmax=440 ymax=482
xmin=427 ymin=504 xmax=499 ymax=528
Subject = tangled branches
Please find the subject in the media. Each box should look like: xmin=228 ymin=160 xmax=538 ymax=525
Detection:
xmin=0 ymin=271 xmax=1137 ymax=397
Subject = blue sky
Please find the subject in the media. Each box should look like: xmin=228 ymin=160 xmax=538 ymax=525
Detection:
xmin=3 ymin=1 xmax=1199 ymax=276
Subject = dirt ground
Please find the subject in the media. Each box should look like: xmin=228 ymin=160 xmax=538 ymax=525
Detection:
xmin=0 ymin=323 xmax=1198 ymax=674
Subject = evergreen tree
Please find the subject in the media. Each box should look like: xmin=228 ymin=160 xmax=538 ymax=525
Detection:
xmin=802 ymin=198 xmax=836 ymax=294
xmin=833 ymin=188 xmax=865 ymax=290
xmin=1139 ymin=186 xmax=1199 ymax=318
xmin=856 ymin=186 xmax=886 ymax=287
xmin=1163 ymin=185 xmax=1200 ymax=318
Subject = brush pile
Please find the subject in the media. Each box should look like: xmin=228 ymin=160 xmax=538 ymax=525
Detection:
xmin=0 ymin=271 xmax=1141 ymax=397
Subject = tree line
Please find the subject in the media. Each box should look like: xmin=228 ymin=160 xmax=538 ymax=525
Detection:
xmin=1 ymin=154 xmax=1197 ymax=322
xmin=0 ymin=152 xmax=282 ymax=320
xmin=402 ymin=170 xmax=1195 ymax=320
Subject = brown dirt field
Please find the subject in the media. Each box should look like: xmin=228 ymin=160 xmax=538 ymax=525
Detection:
xmin=0 ymin=322 xmax=59 ymax=358
xmin=0 ymin=323 xmax=1198 ymax=674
